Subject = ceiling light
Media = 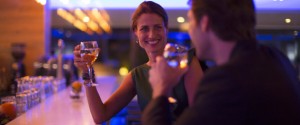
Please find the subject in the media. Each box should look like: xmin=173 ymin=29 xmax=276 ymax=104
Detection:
xmin=177 ymin=17 xmax=185 ymax=23
xmin=83 ymin=16 xmax=90 ymax=22
xmin=285 ymin=18 xmax=291 ymax=24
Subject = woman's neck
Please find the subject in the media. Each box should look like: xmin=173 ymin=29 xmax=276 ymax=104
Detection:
xmin=146 ymin=51 xmax=162 ymax=66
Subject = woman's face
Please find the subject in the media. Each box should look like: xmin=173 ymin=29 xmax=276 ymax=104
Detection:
xmin=134 ymin=13 xmax=167 ymax=55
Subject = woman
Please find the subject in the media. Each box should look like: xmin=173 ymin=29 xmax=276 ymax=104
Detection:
xmin=73 ymin=1 xmax=203 ymax=124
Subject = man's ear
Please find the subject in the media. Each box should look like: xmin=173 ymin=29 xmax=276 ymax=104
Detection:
xmin=200 ymin=15 xmax=209 ymax=32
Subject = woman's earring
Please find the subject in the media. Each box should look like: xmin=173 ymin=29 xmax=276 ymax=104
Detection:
xmin=136 ymin=41 xmax=139 ymax=44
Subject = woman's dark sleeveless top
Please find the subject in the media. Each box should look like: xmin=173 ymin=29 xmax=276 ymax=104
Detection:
xmin=131 ymin=49 xmax=195 ymax=120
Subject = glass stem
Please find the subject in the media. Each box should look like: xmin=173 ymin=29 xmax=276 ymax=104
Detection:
xmin=88 ymin=65 xmax=93 ymax=84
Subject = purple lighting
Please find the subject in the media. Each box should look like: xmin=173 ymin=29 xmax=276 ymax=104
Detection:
xmin=49 ymin=0 xmax=300 ymax=10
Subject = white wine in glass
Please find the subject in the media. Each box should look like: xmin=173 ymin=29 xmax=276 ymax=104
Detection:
xmin=80 ymin=41 xmax=99 ymax=85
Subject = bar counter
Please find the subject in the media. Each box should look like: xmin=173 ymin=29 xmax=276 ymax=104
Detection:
xmin=7 ymin=76 xmax=119 ymax=125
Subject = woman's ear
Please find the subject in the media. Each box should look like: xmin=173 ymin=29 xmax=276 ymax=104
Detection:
xmin=134 ymin=30 xmax=138 ymax=37
xmin=133 ymin=33 xmax=139 ymax=44
xmin=133 ymin=30 xmax=138 ymax=40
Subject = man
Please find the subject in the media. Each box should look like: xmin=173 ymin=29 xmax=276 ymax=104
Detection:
xmin=142 ymin=0 xmax=300 ymax=125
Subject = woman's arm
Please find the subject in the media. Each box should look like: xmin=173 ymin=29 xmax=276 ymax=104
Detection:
xmin=85 ymin=72 xmax=136 ymax=124
xmin=184 ymin=56 xmax=203 ymax=105
xmin=74 ymin=45 xmax=136 ymax=124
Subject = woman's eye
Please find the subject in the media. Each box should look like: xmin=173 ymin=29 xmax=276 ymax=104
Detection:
xmin=140 ymin=27 xmax=148 ymax=32
xmin=155 ymin=26 xmax=162 ymax=30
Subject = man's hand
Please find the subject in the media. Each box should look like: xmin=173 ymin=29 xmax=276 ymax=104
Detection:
xmin=149 ymin=56 xmax=188 ymax=98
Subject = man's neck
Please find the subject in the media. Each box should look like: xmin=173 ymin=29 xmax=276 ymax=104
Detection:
xmin=212 ymin=39 xmax=237 ymax=66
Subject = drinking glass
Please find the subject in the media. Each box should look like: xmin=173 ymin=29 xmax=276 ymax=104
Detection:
xmin=80 ymin=41 xmax=99 ymax=86
xmin=163 ymin=43 xmax=189 ymax=69
xmin=163 ymin=43 xmax=189 ymax=104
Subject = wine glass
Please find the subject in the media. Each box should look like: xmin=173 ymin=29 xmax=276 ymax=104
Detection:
xmin=163 ymin=43 xmax=189 ymax=104
xmin=80 ymin=41 xmax=99 ymax=86
xmin=163 ymin=43 xmax=189 ymax=69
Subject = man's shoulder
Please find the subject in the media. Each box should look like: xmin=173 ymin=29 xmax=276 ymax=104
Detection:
xmin=202 ymin=63 xmax=242 ymax=81
xmin=197 ymin=65 xmax=242 ymax=96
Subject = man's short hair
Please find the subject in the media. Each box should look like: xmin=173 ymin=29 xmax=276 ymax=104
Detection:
xmin=189 ymin=0 xmax=256 ymax=41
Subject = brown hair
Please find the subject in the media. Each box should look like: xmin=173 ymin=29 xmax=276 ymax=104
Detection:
xmin=189 ymin=0 xmax=256 ymax=41
xmin=131 ymin=1 xmax=168 ymax=32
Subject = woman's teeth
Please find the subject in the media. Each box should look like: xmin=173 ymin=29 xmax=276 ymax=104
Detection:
xmin=148 ymin=40 xmax=158 ymax=45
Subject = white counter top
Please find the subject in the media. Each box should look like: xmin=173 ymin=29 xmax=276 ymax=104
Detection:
xmin=7 ymin=76 xmax=119 ymax=125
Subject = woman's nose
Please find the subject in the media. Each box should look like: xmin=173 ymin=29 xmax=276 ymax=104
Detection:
xmin=148 ymin=29 xmax=156 ymax=38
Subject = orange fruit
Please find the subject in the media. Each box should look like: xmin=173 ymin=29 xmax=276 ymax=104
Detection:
xmin=72 ymin=81 xmax=82 ymax=93
xmin=0 ymin=102 xmax=17 ymax=119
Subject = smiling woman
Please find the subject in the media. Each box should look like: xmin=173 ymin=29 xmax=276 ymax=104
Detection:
xmin=72 ymin=1 xmax=203 ymax=124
